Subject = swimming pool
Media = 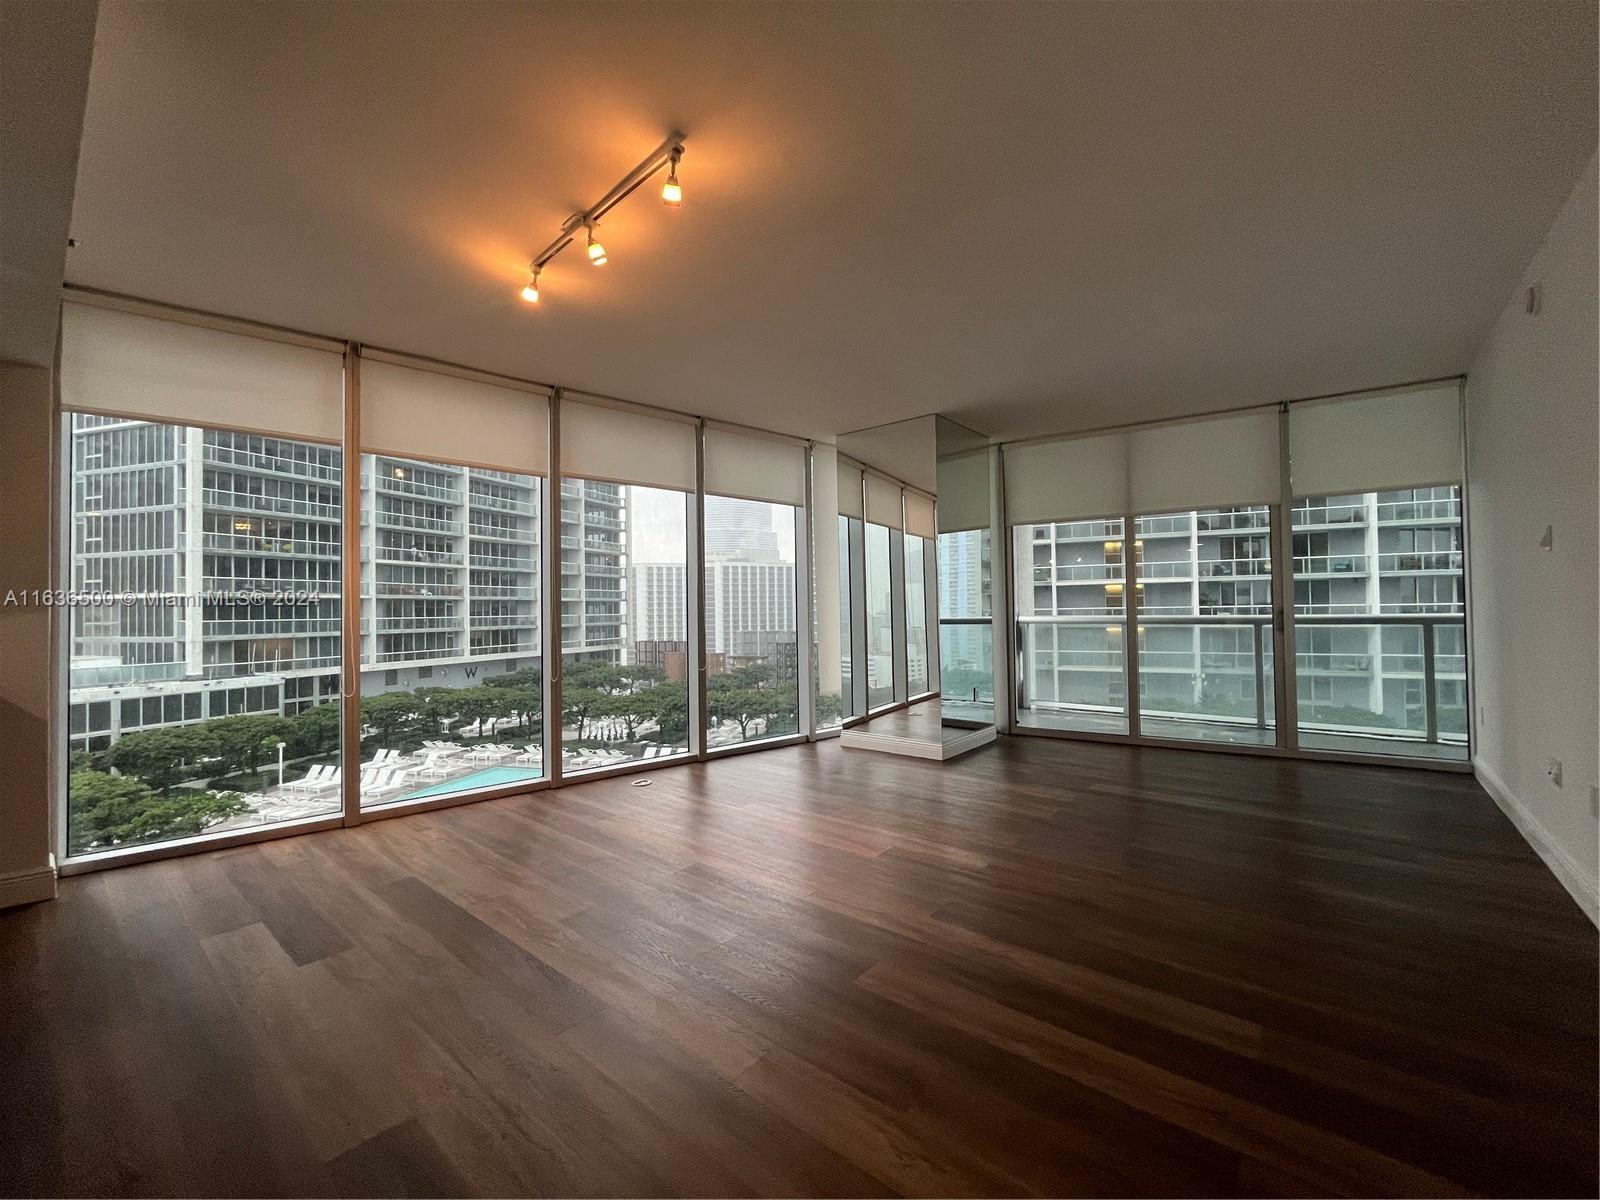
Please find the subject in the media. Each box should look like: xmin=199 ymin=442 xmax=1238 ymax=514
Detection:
xmin=399 ymin=764 xmax=543 ymax=800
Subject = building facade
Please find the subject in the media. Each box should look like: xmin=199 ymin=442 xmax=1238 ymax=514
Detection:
xmin=65 ymin=416 xmax=625 ymax=752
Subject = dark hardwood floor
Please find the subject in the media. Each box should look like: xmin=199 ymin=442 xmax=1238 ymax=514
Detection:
xmin=1 ymin=737 xmax=1595 ymax=1198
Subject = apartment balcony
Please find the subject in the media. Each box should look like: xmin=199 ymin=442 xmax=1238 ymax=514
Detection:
xmin=1195 ymin=510 xmax=1270 ymax=532
xmin=1139 ymin=560 xmax=1196 ymax=581
xmin=582 ymin=513 xmax=623 ymax=530
xmin=468 ymin=552 xmax=533 ymax=570
xmin=467 ymin=523 xmax=529 ymax=542
xmin=468 ymin=613 xmax=537 ymax=629
xmin=372 ymin=510 xmax=462 ymax=536
xmin=1134 ymin=515 xmax=1193 ymax=538
xmin=1293 ymin=553 xmax=1367 ymax=577
xmin=203 ymin=490 xmax=340 ymax=522
xmin=202 ymin=617 xmax=341 ymax=637
xmin=201 ymin=577 xmax=337 ymax=595
xmin=373 ymin=615 xmax=461 ymax=634
xmin=468 ymin=583 xmax=537 ymax=600
xmin=1196 ymin=556 xmax=1272 ymax=578
xmin=1377 ymin=550 xmax=1463 ymax=573
xmin=375 ymin=581 xmax=463 ymax=597
xmin=1033 ymin=520 xmax=1122 ymax=542
xmin=585 ymin=564 xmax=624 ymax=577
xmin=202 ymin=444 xmax=341 ymax=483
xmin=1291 ymin=502 xmax=1368 ymax=530
xmin=1032 ymin=562 xmax=1120 ymax=583
xmin=1376 ymin=498 xmax=1461 ymax=524
xmin=375 ymin=471 xmax=461 ymax=503
xmin=467 ymin=491 xmax=535 ymax=516
xmin=202 ymin=532 xmax=340 ymax=558
xmin=371 ymin=546 xmax=462 ymax=566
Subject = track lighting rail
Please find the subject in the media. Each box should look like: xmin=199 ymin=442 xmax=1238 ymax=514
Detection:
xmin=521 ymin=130 xmax=687 ymax=301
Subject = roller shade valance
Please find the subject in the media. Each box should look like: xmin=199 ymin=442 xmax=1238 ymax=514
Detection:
xmin=560 ymin=398 xmax=698 ymax=491
xmin=1003 ymin=432 xmax=1128 ymax=524
xmin=864 ymin=473 xmax=903 ymax=529
xmin=1005 ymin=408 xmax=1281 ymax=523
xmin=1289 ymin=383 xmax=1463 ymax=497
xmin=704 ymin=426 xmax=807 ymax=506
xmin=360 ymin=357 xmax=549 ymax=474
xmin=838 ymin=458 xmax=864 ymax=520
xmin=1127 ymin=409 xmax=1280 ymax=513
xmin=60 ymin=301 xmax=343 ymax=442
xmin=904 ymin=490 xmax=936 ymax=539
xmin=937 ymin=449 xmax=990 ymax=533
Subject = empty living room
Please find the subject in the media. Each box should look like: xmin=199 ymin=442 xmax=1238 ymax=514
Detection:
xmin=1 ymin=1 xmax=1596 ymax=1197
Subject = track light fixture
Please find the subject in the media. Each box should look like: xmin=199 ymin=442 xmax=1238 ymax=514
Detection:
xmin=517 ymin=131 xmax=685 ymax=307
xmin=661 ymin=146 xmax=683 ymax=207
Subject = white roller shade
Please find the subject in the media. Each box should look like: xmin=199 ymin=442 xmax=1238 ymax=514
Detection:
xmin=704 ymin=426 xmax=806 ymax=506
xmin=904 ymin=490 xmax=936 ymax=539
xmin=560 ymin=397 xmax=698 ymax=491
xmin=937 ymin=449 xmax=990 ymax=533
xmin=1003 ymin=432 xmax=1128 ymax=524
xmin=361 ymin=356 xmax=548 ymax=474
xmin=1289 ymin=383 xmax=1463 ymax=497
xmin=865 ymin=473 xmax=903 ymax=529
xmin=60 ymin=301 xmax=343 ymax=442
xmin=838 ymin=457 xmax=864 ymax=520
xmin=1127 ymin=409 xmax=1279 ymax=513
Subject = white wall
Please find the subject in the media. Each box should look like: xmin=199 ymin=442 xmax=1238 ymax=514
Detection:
xmin=1466 ymin=152 xmax=1598 ymax=924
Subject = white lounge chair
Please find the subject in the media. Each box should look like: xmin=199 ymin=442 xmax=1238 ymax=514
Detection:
xmin=512 ymin=744 xmax=541 ymax=764
xmin=284 ymin=764 xmax=334 ymax=792
xmin=415 ymin=753 xmax=454 ymax=779
xmin=360 ymin=767 xmax=409 ymax=800
xmin=422 ymin=740 xmax=466 ymax=756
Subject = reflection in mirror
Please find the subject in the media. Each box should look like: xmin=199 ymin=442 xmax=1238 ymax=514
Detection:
xmin=936 ymin=416 xmax=994 ymax=728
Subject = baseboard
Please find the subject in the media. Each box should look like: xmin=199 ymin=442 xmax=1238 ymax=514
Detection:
xmin=0 ymin=859 xmax=58 ymax=909
xmin=1475 ymin=758 xmax=1598 ymax=927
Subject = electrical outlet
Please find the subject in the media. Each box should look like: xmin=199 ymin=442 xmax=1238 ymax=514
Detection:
xmin=1547 ymin=758 xmax=1563 ymax=787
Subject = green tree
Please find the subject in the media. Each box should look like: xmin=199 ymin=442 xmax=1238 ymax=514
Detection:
xmin=68 ymin=769 xmax=249 ymax=854
xmin=208 ymin=714 xmax=295 ymax=778
xmin=563 ymin=686 xmax=605 ymax=740
xmin=362 ymin=692 xmax=434 ymax=749
xmin=645 ymin=686 xmax=690 ymax=745
xmin=484 ymin=668 xmax=541 ymax=692
xmin=287 ymin=701 xmax=341 ymax=757
xmin=107 ymin=725 xmax=217 ymax=793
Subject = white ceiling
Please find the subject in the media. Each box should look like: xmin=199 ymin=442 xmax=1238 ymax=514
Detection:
xmin=68 ymin=0 xmax=1596 ymax=442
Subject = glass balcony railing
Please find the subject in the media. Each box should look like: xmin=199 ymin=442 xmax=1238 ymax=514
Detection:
xmin=1014 ymin=613 xmax=1467 ymax=760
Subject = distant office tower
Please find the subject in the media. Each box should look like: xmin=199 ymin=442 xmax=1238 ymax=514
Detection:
xmin=704 ymin=494 xmax=778 ymax=561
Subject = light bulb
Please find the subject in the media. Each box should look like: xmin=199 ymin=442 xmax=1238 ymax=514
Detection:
xmin=520 ymin=280 xmax=540 ymax=303
xmin=661 ymin=170 xmax=682 ymax=207
xmin=586 ymin=231 xmax=607 ymax=265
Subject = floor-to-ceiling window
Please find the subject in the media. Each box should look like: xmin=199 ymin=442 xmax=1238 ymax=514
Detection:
xmin=1133 ymin=506 xmax=1275 ymax=745
xmin=1287 ymin=385 xmax=1468 ymax=761
xmin=703 ymin=495 xmax=800 ymax=747
xmin=559 ymin=398 xmax=698 ymax=774
xmin=937 ymin=528 xmax=992 ymax=722
xmin=904 ymin=534 xmax=930 ymax=697
xmin=1012 ymin=517 xmax=1130 ymax=734
xmin=58 ymin=303 xmax=346 ymax=856
xmin=560 ymin=479 xmax=691 ymax=771
xmin=354 ymin=360 xmax=549 ymax=807
xmin=702 ymin=427 xmax=807 ymax=748
xmin=864 ymin=522 xmax=895 ymax=710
